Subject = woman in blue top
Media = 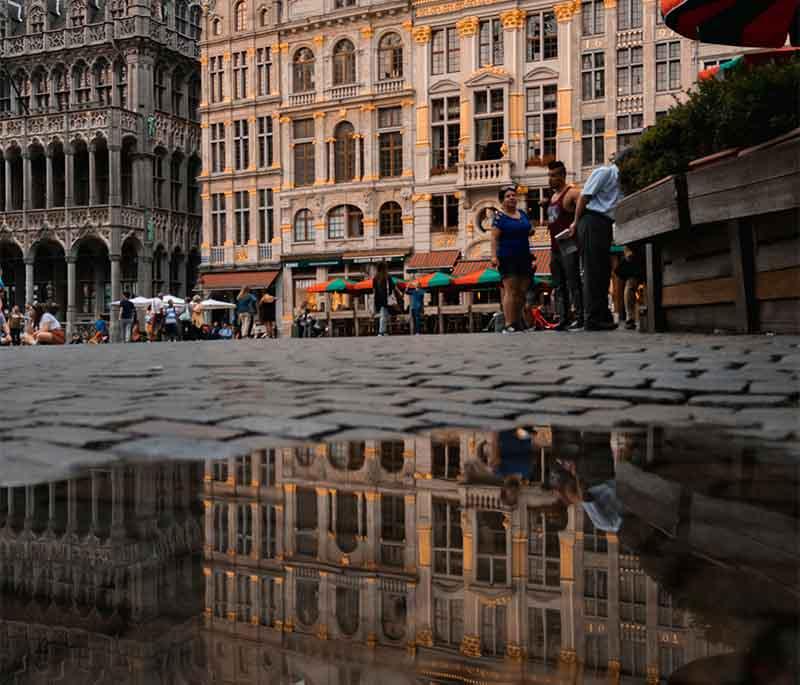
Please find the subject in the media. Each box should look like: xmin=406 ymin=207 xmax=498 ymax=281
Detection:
xmin=491 ymin=185 xmax=534 ymax=334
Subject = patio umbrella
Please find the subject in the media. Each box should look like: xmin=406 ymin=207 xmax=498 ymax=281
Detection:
xmin=698 ymin=46 xmax=800 ymax=80
xmin=306 ymin=278 xmax=354 ymax=293
xmin=110 ymin=296 xmax=153 ymax=308
xmin=453 ymin=268 xmax=502 ymax=289
xmin=417 ymin=272 xmax=453 ymax=289
xmin=348 ymin=278 xmax=409 ymax=293
xmin=199 ymin=298 xmax=236 ymax=310
xmin=661 ymin=0 xmax=800 ymax=48
xmin=160 ymin=295 xmax=185 ymax=305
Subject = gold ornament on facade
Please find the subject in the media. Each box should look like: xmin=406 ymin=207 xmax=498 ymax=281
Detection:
xmin=500 ymin=142 xmax=509 ymax=158
xmin=361 ymin=26 xmax=374 ymax=38
xmin=313 ymin=35 xmax=325 ymax=46
xmin=416 ymin=628 xmax=434 ymax=648
xmin=360 ymin=103 xmax=377 ymax=112
xmin=559 ymin=648 xmax=577 ymax=664
xmin=412 ymin=193 xmax=432 ymax=203
xmin=500 ymin=8 xmax=526 ymax=30
xmin=554 ymin=0 xmax=580 ymax=21
xmin=316 ymin=624 xmax=329 ymax=640
xmin=279 ymin=116 xmax=292 ymax=124
xmin=313 ymin=111 xmax=326 ymax=119
xmin=505 ymin=643 xmax=524 ymax=662
xmin=604 ymin=0 xmax=618 ymax=6
xmin=366 ymin=633 xmax=378 ymax=648
xmin=412 ymin=25 xmax=432 ymax=43
xmin=460 ymin=635 xmax=481 ymax=658
xmin=401 ymin=19 xmax=413 ymax=31
xmin=456 ymin=16 xmax=479 ymax=37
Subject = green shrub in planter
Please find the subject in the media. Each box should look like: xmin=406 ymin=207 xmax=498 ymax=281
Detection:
xmin=618 ymin=57 xmax=800 ymax=194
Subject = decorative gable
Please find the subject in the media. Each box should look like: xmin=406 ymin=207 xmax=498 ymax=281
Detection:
xmin=524 ymin=66 xmax=559 ymax=81
xmin=465 ymin=67 xmax=513 ymax=88
xmin=429 ymin=79 xmax=460 ymax=94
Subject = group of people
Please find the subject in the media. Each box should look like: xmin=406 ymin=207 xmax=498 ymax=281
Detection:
xmin=0 ymin=301 xmax=65 ymax=346
xmin=491 ymin=151 xmax=641 ymax=334
xmin=235 ymin=286 xmax=277 ymax=339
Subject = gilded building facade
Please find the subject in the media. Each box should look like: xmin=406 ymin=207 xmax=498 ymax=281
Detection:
xmin=0 ymin=0 xmax=203 ymax=339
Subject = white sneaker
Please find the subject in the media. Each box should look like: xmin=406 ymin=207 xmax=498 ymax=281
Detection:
xmin=501 ymin=325 xmax=518 ymax=335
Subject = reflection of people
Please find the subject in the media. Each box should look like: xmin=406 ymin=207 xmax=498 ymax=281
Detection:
xmin=549 ymin=459 xmax=622 ymax=533
xmin=465 ymin=429 xmax=537 ymax=506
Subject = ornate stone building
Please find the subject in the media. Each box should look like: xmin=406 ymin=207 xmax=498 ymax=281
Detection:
xmin=0 ymin=0 xmax=202 ymax=338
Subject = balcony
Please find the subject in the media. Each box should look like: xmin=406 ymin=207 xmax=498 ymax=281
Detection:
xmin=327 ymin=84 xmax=359 ymax=100
xmin=210 ymin=247 xmax=224 ymax=264
xmin=289 ymin=92 xmax=316 ymax=107
xmin=457 ymin=159 xmax=513 ymax=189
xmin=258 ymin=243 xmax=273 ymax=262
xmin=375 ymin=78 xmax=404 ymax=95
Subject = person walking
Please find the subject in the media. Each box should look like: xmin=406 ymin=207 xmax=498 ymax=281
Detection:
xmin=545 ymin=161 xmax=583 ymax=331
xmin=8 ymin=305 xmax=23 ymax=346
xmin=151 ymin=293 xmax=165 ymax=340
xmin=163 ymin=299 xmax=179 ymax=341
xmin=408 ymin=282 xmax=425 ymax=335
xmin=119 ymin=292 xmax=135 ymax=343
xmin=491 ymin=185 xmax=534 ymax=334
xmin=258 ymin=292 xmax=277 ymax=339
xmin=236 ymin=286 xmax=257 ymax=338
xmin=190 ymin=295 xmax=205 ymax=339
xmin=568 ymin=152 xmax=627 ymax=331
xmin=373 ymin=262 xmax=402 ymax=336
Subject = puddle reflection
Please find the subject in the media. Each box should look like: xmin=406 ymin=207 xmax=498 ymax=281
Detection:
xmin=0 ymin=427 xmax=797 ymax=684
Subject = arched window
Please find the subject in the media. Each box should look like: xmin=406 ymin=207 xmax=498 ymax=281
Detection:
xmin=259 ymin=7 xmax=268 ymax=26
xmin=296 ymin=578 xmax=319 ymax=627
xmin=29 ymin=7 xmax=45 ymax=33
xmin=336 ymin=586 xmax=360 ymax=636
xmin=327 ymin=205 xmax=363 ymax=240
xmin=328 ymin=442 xmax=365 ymax=471
xmin=153 ymin=64 xmax=166 ymax=110
xmin=332 ymin=39 xmax=355 ymax=85
xmin=380 ymin=440 xmax=404 ymax=473
xmin=379 ymin=201 xmax=403 ymax=237
xmin=378 ymin=33 xmax=403 ymax=80
xmin=234 ymin=0 xmax=247 ymax=31
xmin=53 ymin=66 xmax=69 ymax=111
xmin=13 ymin=70 xmax=30 ymax=113
xmin=109 ymin=0 xmax=128 ymax=19
xmin=211 ymin=17 xmax=221 ymax=35
xmin=93 ymin=59 xmax=112 ymax=106
xmin=292 ymin=48 xmax=315 ymax=93
xmin=72 ymin=63 xmax=90 ymax=105
xmin=114 ymin=58 xmax=128 ymax=108
xmin=32 ymin=68 xmax=49 ymax=111
xmin=293 ymin=208 xmax=313 ymax=242
xmin=333 ymin=121 xmax=355 ymax=183
xmin=171 ymin=68 xmax=185 ymax=116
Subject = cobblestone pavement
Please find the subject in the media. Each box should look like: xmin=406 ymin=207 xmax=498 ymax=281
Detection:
xmin=1 ymin=331 xmax=798 ymax=484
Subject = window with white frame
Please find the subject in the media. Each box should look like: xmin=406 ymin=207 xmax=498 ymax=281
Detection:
xmin=656 ymin=41 xmax=681 ymax=91
xmin=236 ymin=573 xmax=252 ymax=622
xmin=582 ymin=118 xmax=605 ymax=167
xmin=617 ymin=46 xmax=643 ymax=96
xmin=210 ymin=55 xmax=224 ymax=103
xmin=581 ymin=0 xmax=604 ymax=35
xmin=260 ymin=449 xmax=276 ymax=486
xmin=619 ymin=566 xmax=647 ymax=624
xmin=212 ymin=193 xmax=226 ymax=245
xmin=234 ymin=0 xmax=247 ymax=32
xmin=258 ymin=189 xmax=273 ymax=244
xmin=433 ymin=597 xmax=464 ymax=647
xmin=525 ymin=187 xmax=548 ymax=226
xmin=581 ymin=51 xmax=605 ymax=100
xmin=379 ymin=201 xmax=403 ymax=237
xmin=211 ymin=122 xmax=226 ymax=172
xmin=528 ymin=607 xmax=561 ymax=664
xmin=617 ymin=0 xmax=642 ymax=29
xmin=528 ymin=509 xmax=560 ymax=588
xmin=431 ymin=96 xmax=460 ymax=174
xmin=293 ymin=48 xmax=315 ymax=93
xmin=257 ymin=115 xmax=273 ymax=168
xmin=432 ymin=438 xmax=460 ymax=479
xmin=525 ymin=83 xmax=557 ymax=167
xmin=233 ymin=119 xmax=249 ymax=171
xmin=431 ymin=193 xmax=459 ymax=233
xmin=431 ymin=26 xmax=460 ymax=75
xmin=478 ymin=18 xmax=504 ymax=67
xmin=526 ymin=10 xmax=557 ymax=61
xmin=213 ymin=503 xmax=228 ymax=552
xmin=234 ymin=191 xmax=250 ymax=245
xmin=327 ymin=205 xmax=363 ymax=240
xmin=256 ymin=47 xmax=272 ymax=96
xmin=378 ymin=32 xmax=403 ymax=80
xmin=475 ymin=87 xmax=504 ymax=160
xmin=476 ymin=511 xmax=506 ymax=584
xmin=293 ymin=208 xmax=313 ymax=242
xmin=236 ymin=455 xmax=252 ymax=485
xmin=480 ymin=604 xmax=507 ymax=656
xmin=378 ymin=106 xmax=402 ymax=178
xmin=433 ymin=499 xmax=463 ymax=576
xmin=236 ymin=503 xmax=253 ymax=555
xmin=293 ymin=118 xmax=315 ymax=187
xmin=617 ymin=112 xmax=644 ymax=149
xmin=233 ymin=51 xmax=248 ymax=99
xmin=584 ymin=568 xmax=608 ymax=617
xmin=261 ymin=504 xmax=277 ymax=559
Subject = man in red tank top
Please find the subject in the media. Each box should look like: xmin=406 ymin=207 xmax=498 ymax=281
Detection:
xmin=546 ymin=161 xmax=584 ymax=331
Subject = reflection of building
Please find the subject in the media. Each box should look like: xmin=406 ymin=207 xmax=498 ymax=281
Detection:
xmin=0 ymin=464 xmax=203 ymax=683
xmin=0 ymin=0 xmax=202 ymax=338
xmin=201 ymin=429 xmax=730 ymax=684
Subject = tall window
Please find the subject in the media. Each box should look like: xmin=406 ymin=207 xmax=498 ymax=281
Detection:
xmin=584 ymin=568 xmax=608 ymax=617
xmin=256 ymin=47 xmax=272 ymax=96
xmin=379 ymin=201 xmax=402 ymax=237
xmin=528 ymin=608 xmax=561 ymax=664
xmin=431 ymin=27 xmax=459 ymax=75
xmin=94 ymin=60 xmax=112 ymax=106
xmin=620 ymin=567 xmax=647 ymax=624
xmin=115 ymin=61 xmax=127 ymax=108
xmin=153 ymin=152 xmax=166 ymax=207
xmin=33 ymin=69 xmax=49 ymax=110
xmin=234 ymin=191 xmax=250 ymax=245
xmin=176 ymin=1 xmax=188 ymax=34
xmin=74 ymin=63 xmax=90 ymax=104
xmin=30 ymin=8 xmax=45 ymax=32
xmin=475 ymin=88 xmax=504 ymax=161
xmin=527 ymin=509 xmax=560 ymax=587
xmin=234 ymin=0 xmax=247 ymax=31
xmin=617 ymin=113 xmax=644 ymax=149
xmin=211 ymin=193 xmax=226 ymax=244
xmin=526 ymin=84 xmax=557 ymax=166
xmin=210 ymin=55 xmax=224 ymax=103
xmin=585 ymin=635 xmax=609 ymax=674
xmin=659 ymin=645 xmax=686 ymax=677
xmin=236 ymin=575 xmax=252 ymax=622
xmin=0 ymin=76 xmax=9 ymax=114
xmin=584 ymin=513 xmax=608 ymax=553
xmin=213 ymin=503 xmax=228 ymax=552
xmin=581 ymin=51 xmax=605 ymax=100
xmin=479 ymin=18 xmax=504 ymax=67
xmin=233 ymin=119 xmax=249 ymax=171
xmin=526 ymin=10 xmax=557 ymax=61
xmin=431 ymin=194 xmax=458 ymax=233
xmin=433 ymin=598 xmax=463 ymax=647
xmin=236 ymin=504 xmax=253 ymax=555
xmin=378 ymin=33 xmax=403 ymax=80
xmin=190 ymin=5 xmax=201 ymax=38
xmin=294 ymin=208 xmax=313 ymax=242
xmin=621 ymin=627 xmax=647 ymax=677
xmin=327 ymin=205 xmax=363 ymax=240
xmin=480 ymin=605 xmax=507 ymax=656
xmin=293 ymin=119 xmax=315 ymax=187
xmin=334 ymin=121 xmax=356 ymax=183
xmin=153 ymin=64 xmax=166 ymax=110
xmin=476 ymin=511 xmax=507 ymax=584
xmin=257 ymin=116 xmax=273 ymax=168
xmin=293 ymin=48 xmax=315 ymax=93
xmin=261 ymin=505 xmax=277 ymax=559
xmin=258 ymin=189 xmax=274 ymax=244
xmin=210 ymin=122 xmax=226 ymax=173
xmin=54 ymin=68 xmax=69 ymax=111
xmin=171 ymin=156 xmax=182 ymax=210
xmin=378 ymin=106 xmax=402 ymax=178
xmin=433 ymin=499 xmax=463 ymax=576
xmin=656 ymin=41 xmax=681 ymax=91
xmin=332 ymin=40 xmax=356 ymax=85
xmin=171 ymin=71 xmax=184 ymax=115
xmin=617 ymin=0 xmax=643 ymax=29
xmin=581 ymin=0 xmax=604 ymax=35
xmin=432 ymin=439 xmax=460 ymax=479
xmin=431 ymin=96 xmax=460 ymax=174
xmin=582 ymin=118 xmax=605 ymax=166
xmin=213 ymin=571 xmax=228 ymax=617
xmin=233 ymin=51 xmax=248 ymax=99
xmin=380 ymin=495 xmax=405 ymax=567
xmin=617 ymin=46 xmax=643 ymax=96
xmin=657 ymin=586 xmax=685 ymax=628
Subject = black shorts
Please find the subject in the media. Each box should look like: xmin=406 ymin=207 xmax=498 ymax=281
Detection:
xmin=498 ymin=254 xmax=532 ymax=279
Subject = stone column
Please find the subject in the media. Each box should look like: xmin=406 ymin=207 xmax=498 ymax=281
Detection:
xmin=22 ymin=152 xmax=31 ymax=210
xmin=64 ymin=149 xmax=73 ymax=207
xmin=23 ymin=485 xmax=34 ymax=531
xmin=90 ymin=471 xmax=100 ymax=533
xmin=604 ymin=0 xmax=619 ymax=159
xmin=45 ymin=152 xmax=54 ymax=209
xmin=404 ymin=493 xmax=417 ymax=572
xmin=354 ymin=135 xmax=363 ymax=181
xmin=327 ymin=138 xmax=335 ymax=182
xmin=109 ymin=145 xmax=122 ymax=206
xmin=66 ymin=256 xmax=77 ymax=338
xmin=554 ymin=1 xmax=579 ymax=174
xmin=24 ymin=258 xmax=34 ymax=305
xmin=362 ymin=108 xmax=376 ymax=180
xmin=413 ymin=26 xmax=432 ymax=182
xmin=110 ymin=254 xmax=121 ymax=342
xmin=501 ymin=9 xmax=527 ymax=168
xmin=4 ymin=158 xmax=12 ymax=212
xmin=318 ymin=571 xmax=331 ymax=639
xmin=66 ymin=479 xmax=77 ymax=534
xmin=88 ymin=142 xmax=97 ymax=205
xmin=283 ymin=483 xmax=296 ymax=557
xmin=365 ymin=490 xmax=378 ymax=569
xmin=456 ymin=18 xmax=478 ymax=161
xmin=47 ymin=482 xmax=57 ymax=531
xmin=314 ymin=111 xmax=326 ymax=185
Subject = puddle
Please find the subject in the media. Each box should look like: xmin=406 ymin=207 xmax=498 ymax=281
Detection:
xmin=0 ymin=425 xmax=797 ymax=684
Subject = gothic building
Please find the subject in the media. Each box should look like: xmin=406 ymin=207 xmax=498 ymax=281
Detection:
xmin=0 ymin=0 xmax=202 ymax=339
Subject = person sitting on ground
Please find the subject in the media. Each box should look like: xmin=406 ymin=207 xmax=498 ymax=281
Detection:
xmin=69 ymin=332 xmax=83 ymax=344
xmin=219 ymin=322 xmax=234 ymax=339
xmin=21 ymin=303 xmax=65 ymax=345
xmin=93 ymin=316 xmax=109 ymax=343
xmin=209 ymin=322 xmax=222 ymax=340
xmin=144 ymin=305 xmax=155 ymax=342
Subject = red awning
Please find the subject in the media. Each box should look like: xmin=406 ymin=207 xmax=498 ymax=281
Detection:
xmin=406 ymin=250 xmax=460 ymax=271
xmin=201 ymin=270 xmax=280 ymax=290
xmin=452 ymin=260 xmax=494 ymax=277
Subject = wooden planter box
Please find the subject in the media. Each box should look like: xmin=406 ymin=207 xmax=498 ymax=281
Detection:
xmin=615 ymin=129 xmax=800 ymax=334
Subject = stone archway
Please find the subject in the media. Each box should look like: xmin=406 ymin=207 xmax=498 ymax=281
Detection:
xmin=121 ymin=235 xmax=141 ymax=295
xmin=0 ymin=240 xmax=25 ymax=307
xmin=32 ymin=239 xmax=67 ymax=316
xmin=73 ymin=235 xmax=110 ymax=319
xmin=170 ymin=247 xmax=185 ymax=296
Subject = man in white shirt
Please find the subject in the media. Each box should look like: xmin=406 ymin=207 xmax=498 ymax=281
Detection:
xmin=568 ymin=151 xmax=628 ymax=331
